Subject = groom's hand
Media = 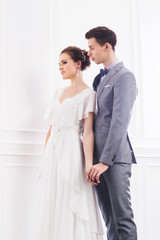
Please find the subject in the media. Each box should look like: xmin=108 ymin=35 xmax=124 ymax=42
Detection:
xmin=86 ymin=165 xmax=99 ymax=185
xmin=88 ymin=162 xmax=109 ymax=184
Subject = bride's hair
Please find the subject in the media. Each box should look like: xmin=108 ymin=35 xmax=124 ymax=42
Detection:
xmin=60 ymin=46 xmax=91 ymax=71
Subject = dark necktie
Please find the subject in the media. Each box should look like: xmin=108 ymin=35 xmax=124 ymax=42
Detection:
xmin=100 ymin=68 xmax=108 ymax=77
xmin=93 ymin=68 xmax=108 ymax=91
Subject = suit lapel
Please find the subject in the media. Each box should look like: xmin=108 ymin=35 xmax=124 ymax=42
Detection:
xmin=93 ymin=73 xmax=101 ymax=91
xmin=97 ymin=62 xmax=124 ymax=99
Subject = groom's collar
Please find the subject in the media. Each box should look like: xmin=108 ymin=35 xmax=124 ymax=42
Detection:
xmin=105 ymin=59 xmax=120 ymax=72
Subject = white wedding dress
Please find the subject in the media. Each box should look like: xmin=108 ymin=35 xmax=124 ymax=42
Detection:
xmin=34 ymin=87 xmax=104 ymax=240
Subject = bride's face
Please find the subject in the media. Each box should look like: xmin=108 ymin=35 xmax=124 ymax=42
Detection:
xmin=59 ymin=53 xmax=78 ymax=80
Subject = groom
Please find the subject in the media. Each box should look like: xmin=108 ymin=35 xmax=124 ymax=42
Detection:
xmin=85 ymin=27 xmax=137 ymax=240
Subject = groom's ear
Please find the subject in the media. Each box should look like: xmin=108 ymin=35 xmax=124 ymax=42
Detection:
xmin=105 ymin=42 xmax=112 ymax=51
xmin=105 ymin=43 xmax=109 ymax=49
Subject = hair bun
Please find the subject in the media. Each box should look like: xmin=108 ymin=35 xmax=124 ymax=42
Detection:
xmin=81 ymin=49 xmax=90 ymax=70
xmin=81 ymin=50 xmax=86 ymax=62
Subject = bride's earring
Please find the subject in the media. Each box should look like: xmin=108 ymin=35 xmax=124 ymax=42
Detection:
xmin=77 ymin=66 xmax=82 ymax=76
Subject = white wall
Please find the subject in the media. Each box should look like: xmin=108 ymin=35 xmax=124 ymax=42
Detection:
xmin=0 ymin=0 xmax=160 ymax=239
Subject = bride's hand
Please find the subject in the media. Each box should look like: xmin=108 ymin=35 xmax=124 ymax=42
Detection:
xmin=89 ymin=162 xmax=109 ymax=184
xmin=85 ymin=164 xmax=99 ymax=186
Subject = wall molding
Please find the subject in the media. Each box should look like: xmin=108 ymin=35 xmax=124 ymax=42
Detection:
xmin=0 ymin=141 xmax=160 ymax=157
xmin=4 ymin=163 xmax=39 ymax=167
xmin=135 ymin=147 xmax=160 ymax=158
xmin=0 ymin=141 xmax=44 ymax=155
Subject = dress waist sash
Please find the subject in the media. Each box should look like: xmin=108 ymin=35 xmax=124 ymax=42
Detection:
xmin=51 ymin=124 xmax=81 ymax=136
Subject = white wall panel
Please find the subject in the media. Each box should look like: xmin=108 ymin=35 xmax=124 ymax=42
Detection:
xmin=2 ymin=0 xmax=50 ymax=131
xmin=145 ymin=164 xmax=160 ymax=240
xmin=138 ymin=0 xmax=160 ymax=139
xmin=0 ymin=164 xmax=5 ymax=240
xmin=130 ymin=156 xmax=160 ymax=240
xmin=0 ymin=0 xmax=59 ymax=145
xmin=0 ymin=157 xmax=40 ymax=240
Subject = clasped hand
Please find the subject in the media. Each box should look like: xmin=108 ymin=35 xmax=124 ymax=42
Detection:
xmin=85 ymin=162 xmax=109 ymax=185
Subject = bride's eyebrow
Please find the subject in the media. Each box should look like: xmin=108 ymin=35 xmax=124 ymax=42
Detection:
xmin=61 ymin=59 xmax=67 ymax=63
xmin=59 ymin=59 xmax=67 ymax=65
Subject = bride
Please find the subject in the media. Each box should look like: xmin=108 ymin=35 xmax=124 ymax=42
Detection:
xmin=34 ymin=46 xmax=104 ymax=240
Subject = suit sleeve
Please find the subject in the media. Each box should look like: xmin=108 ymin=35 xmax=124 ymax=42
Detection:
xmin=99 ymin=72 xmax=137 ymax=166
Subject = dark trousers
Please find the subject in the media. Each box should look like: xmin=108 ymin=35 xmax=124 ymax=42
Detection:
xmin=95 ymin=163 xmax=137 ymax=240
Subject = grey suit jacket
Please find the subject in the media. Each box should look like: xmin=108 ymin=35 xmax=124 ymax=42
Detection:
xmin=93 ymin=62 xmax=137 ymax=166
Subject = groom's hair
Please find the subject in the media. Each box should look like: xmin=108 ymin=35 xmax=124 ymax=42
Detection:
xmin=85 ymin=26 xmax=117 ymax=51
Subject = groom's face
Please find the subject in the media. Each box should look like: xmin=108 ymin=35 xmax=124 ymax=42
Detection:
xmin=87 ymin=38 xmax=108 ymax=65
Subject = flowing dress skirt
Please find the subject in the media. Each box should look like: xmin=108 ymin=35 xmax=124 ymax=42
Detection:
xmin=34 ymin=126 xmax=104 ymax=240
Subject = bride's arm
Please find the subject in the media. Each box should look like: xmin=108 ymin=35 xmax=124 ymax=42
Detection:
xmin=83 ymin=113 xmax=98 ymax=185
xmin=44 ymin=125 xmax=52 ymax=148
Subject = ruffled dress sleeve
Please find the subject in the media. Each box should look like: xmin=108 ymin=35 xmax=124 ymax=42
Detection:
xmin=78 ymin=90 xmax=97 ymax=121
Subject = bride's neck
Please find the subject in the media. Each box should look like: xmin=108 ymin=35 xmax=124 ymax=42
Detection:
xmin=69 ymin=76 xmax=84 ymax=89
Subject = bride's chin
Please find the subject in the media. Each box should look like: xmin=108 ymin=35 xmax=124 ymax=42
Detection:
xmin=62 ymin=76 xmax=68 ymax=80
